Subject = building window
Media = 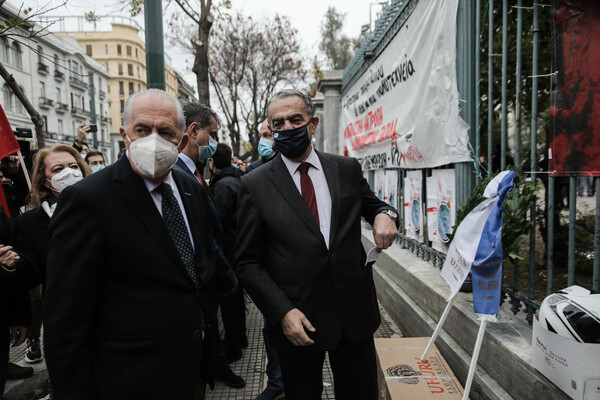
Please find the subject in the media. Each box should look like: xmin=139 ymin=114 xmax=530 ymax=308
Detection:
xmin=37 ymin=46 xmax=43 ymax=62
xmin=0 ymin=38 xmax=8 ymax=63
xmin=127 ymin=63 xmax=133 ymax=76
xmin=105 ymin=63 xmax=109 ymax=73
xmin=117 ymin=44 xmax=122 ymax=55
xmin=137 ymin=66 xmax=140 ymax=78
xmin=107 ymin=85 xmax=110 ymax=93
xmin=40 ymin=81 xmax=46 ymax=98
xmin=135 ymin=48 xmax=138 ymax=58
xmin=2 ymin=85 xmax=12 ymax=111
xmin=138 ymin=83 xmax=141 ymax=91
xmin=119 ymin=81 xmax=124 ymax=95
xmin=126 ymin=45 xmax=132 ymax=56
xmin=105 ymin=44 xmax=108 ymax=55
xmin=54 ymin=54 xmax=60 ymax=68
xmin=56 ymin=87 xmax=62 ymax=103
xmin=86 ymin=44 xmax=92 ymax=56
xmin=58 ymin=119 xmax=63 ymax=134
xmin=129 ymin=82 xmax=134 ymax=94
xmin=120 ymin=99 xmax=125 ymax=113
xmin=118 ymin=63 xmax=123 ymax=75
xmin=11 ymin=42 xmax=22 ymax=68
xmin=72 ymin=60 xmax=79 ymax=74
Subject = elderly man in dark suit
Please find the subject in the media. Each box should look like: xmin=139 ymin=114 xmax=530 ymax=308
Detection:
xmin=44 ymin=89 xmax=228 ymax=400
xmin=235 ymin=89 xmax=399 ymax=400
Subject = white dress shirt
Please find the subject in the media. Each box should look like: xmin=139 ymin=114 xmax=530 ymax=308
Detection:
xmin=281 ymin=148 xmax=332 ymax=249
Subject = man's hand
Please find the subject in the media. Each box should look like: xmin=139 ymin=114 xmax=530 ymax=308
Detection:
xmin=222 ymin=276 xmax=238 ymax=297
xmin=77 ymin=125 xmax=91 ymax=141
xmin=0 ymin=245 xmax=20 ymax=268
xmin=10 ymin=326 xmax=27 ymax=347
xmin=281 ymin=308 xmax=315 ymax=346
xmin=373 ymin=212 xmax=398 ymax=250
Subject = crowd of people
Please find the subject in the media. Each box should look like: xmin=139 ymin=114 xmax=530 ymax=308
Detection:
xmin=1 ymin=88 xmax=399 ymax=400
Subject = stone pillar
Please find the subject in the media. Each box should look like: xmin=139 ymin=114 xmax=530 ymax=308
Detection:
xmin=317 ymin=70 xmax=343 ymax=155
xmin=312 ymin=92 xmax=324 ymax=151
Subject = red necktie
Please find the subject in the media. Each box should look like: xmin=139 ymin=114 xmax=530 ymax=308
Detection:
xmin=194 ymin=169 xmax=203 ymax=184
xmin=298 ymin=162 xmax=320 ymax=226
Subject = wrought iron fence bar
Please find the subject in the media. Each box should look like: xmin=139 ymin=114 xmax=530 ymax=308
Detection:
xmin=547 ymin=176 xmax=555 ymax=295
xmin=487 ymin=0 xmax=494 ymax=178
xmin=475 ymin=0 xmax=482 ymax=185
xmin=515 ymin=0 xmax=523 ymax=167
xmin=501 ymin=0 xmax=508 ymax=171
xmin=595 ymin=178 xmax=600 ymax=293
xmin=568 ymin=176 xmax=577 ymax=286
xmin=528 ymin=0 xmax=540 ymax=302
xmin=502 ymin=285 xmax=540 ymax=320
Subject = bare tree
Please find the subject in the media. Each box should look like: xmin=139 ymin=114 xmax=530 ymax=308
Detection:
xmin=0 ymin=1 xmax=67 ymax=148
xmin=210 ymin=12 xmax=307 ymax=160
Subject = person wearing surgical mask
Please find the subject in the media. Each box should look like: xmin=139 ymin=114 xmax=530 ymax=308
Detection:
xmin=246 ymin=120 xmax=277 ymax=174
xmin=173 ymin=102 xmax=247 ymax=390
xmin=84 ymin=151 xmax=106 ymax=174
xmin=174 ymin=102 xmax=220 ymax=186
xmin=11 ymin=145 xmax=91 ymax=365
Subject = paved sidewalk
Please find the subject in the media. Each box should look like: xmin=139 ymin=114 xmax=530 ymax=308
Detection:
xmin=6 ymin=296 xmax=402 ymax=400
xmin=205 ymin=295 xmax=402 ymax=400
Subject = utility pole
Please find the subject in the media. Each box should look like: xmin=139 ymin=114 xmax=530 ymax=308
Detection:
xmin=89 ymin=72 xmax=97 ymax=148
xmin=144 ymin=0 xmax=166 ymax=90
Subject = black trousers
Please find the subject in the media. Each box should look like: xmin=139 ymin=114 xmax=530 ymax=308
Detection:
xmin=219 ymin=286 xmax=246 ymax=359
xmin=278 ymin=333 xmax=378 ymax=400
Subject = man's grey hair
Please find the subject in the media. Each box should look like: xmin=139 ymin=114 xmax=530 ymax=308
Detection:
xmin=123 ymin=89 xmax=186 ymax=133
xmin=183 ymin=102 xmax=221 ymax=135
xmin=266 ymin=89 xmax=315 ymax=122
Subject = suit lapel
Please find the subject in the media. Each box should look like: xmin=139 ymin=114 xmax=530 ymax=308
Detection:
xmin=317 ymin=151 xmax=340 ymax=249
xmin=267 ymin=155 xmax=324 ymax=242
xmin=113 ymin=157 xmax=193 ymax=285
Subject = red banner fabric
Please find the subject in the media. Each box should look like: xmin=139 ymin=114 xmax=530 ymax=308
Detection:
xmin=549 ymin=0 xmax=600 ymax=176
xmin=0 ymin=104 xmax=20 ymax=160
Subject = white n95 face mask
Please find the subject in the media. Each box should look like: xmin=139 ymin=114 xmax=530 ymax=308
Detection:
xmin=49 ymin=168 xmax=83 ymax=193
xmin=127 ymin=133 xmax=181 ymax=179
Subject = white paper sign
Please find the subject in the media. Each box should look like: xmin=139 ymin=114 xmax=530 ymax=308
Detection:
xmin=404 ymin=170 xmax=423 ymax=243
xmin=426 ymin=169 xmax=456 ymax=253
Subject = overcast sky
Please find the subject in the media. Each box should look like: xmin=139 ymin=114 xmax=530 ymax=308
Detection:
xmin=20 ymin=0 xmax=384 ymax=91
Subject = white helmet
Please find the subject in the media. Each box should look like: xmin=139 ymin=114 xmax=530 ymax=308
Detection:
xmin=538 ymin=285 xmax=600 ymax=343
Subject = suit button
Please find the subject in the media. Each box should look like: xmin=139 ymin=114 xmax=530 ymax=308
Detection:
xmin=193 ymin=329 xmax=202 ymax=338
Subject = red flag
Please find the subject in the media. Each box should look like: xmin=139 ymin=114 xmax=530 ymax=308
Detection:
xmin=0 ymin=104 xmax=20 ymax=160
xmin=0 ymin=184 xmax=9 ymax=217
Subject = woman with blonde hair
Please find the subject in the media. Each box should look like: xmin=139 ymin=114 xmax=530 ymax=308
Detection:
xmin=12 ymin=145 xmax=91 ymax=364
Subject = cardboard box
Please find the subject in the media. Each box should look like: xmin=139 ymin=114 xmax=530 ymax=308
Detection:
xmin=375 ymin=337 xmax=465 ymax=399
xmin=532 ymin=315 xmax=600 ymax=400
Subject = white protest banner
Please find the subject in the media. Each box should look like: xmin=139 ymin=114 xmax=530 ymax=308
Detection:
xmin=340 ymin=0 xmax=470 ymax=170
xmin=404 ymin=170 xmax=423 ymax=243
xmin=426 ymin=169 xmax=456 ymax=254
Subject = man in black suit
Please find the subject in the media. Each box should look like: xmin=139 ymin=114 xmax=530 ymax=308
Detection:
xmin=44 ymin=89 xmax=227 ymax=400
xmin=235 ymin=89 xmax=399 ymax=400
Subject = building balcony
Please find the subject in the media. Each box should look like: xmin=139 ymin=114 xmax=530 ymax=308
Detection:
xmin=101 ymin=116 xmax=112 ymax=124
xmin=71 ymin=106 xmax=91 ymax=118
xmin=55 ymin=102 xmax=69 ymax=113
xmin=54 ymin=70 xmax=65 ymax=81
xmin=69 ymin=76 xmax=89 ymax=90
xmin=39 ymin=97 xmax=54 ymax=109
xmin=38 ymin=62 xmax=49 ymax=74
xmin=45 ymin=131 xmax=58 ymax=140
xmin=98 ymin=90 xmax=106 ymax=99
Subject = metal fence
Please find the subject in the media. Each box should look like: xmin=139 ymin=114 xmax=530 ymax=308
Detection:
xmin=343 ymin=0 xmax=600 ymax=324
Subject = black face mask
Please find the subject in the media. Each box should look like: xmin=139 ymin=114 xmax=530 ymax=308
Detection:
xmin=273 ymin=122 xmax=311 ymax=159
